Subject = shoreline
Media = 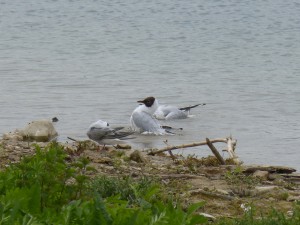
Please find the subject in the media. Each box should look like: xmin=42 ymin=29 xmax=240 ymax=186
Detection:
xmin=1 ymin=129 xmax=299 ymax=219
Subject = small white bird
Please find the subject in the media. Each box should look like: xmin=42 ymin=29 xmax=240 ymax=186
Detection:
xmin=87 ymin=120 xmax=133 ymax=144
xmin=130 ymin=96 xmax=168 ymax=134
xmin=154 ymin=103 xmax=205 ymax=120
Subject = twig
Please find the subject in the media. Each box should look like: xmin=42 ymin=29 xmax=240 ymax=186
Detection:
xmin=163 ymin=139 xmax=176 ymax=161
xmin=67 ymin=136 xmax=78 ymax=142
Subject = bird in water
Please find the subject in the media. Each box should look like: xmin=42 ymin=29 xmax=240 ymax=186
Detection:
xmin=154 ymin=103 xmax=205 ymax=120
xmin=87 ymin=120 xmax=134 ymax=144
xmin=130 ymin=96 xmax=169 ymax=135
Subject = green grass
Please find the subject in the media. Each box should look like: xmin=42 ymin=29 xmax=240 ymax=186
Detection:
xmin=0 ymin=142 xmax=207 ymax=225
xmin=215 ymin=204 xmax=300 ymax=225
xmin=0 ymin=142 xmax=299 ymax=224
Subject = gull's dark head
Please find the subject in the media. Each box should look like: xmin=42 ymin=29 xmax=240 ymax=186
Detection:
xmin=137 ymin=96 xmax=156 ymax=107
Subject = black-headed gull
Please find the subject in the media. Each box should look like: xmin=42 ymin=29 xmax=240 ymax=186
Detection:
xmin=130 ymin=96 xmax=169 ymax=135
xmin=154 ymin=103 xmax=205 ymax=120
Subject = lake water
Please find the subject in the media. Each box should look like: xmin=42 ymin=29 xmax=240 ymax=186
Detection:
xmin=1 ymin=0 xmax=300 ymax=170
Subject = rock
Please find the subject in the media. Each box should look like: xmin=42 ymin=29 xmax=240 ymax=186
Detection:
xmin=244 ymin=165 xmax=296 ymax=174
xmin=129 ymin=150 xmax=146 ymax=163
xmin=2 ymin=131 xmax=23 ymax=141
xmin=115 ymin=144 xmax=131 ymax=149
xmin=287 ymin=195 xmax=300 ymax=202
xmin=199 ymin=213 xmax=216 ymax=221
xmin=254 ymin=185 xmax=278 ymax=195
xmin=253 ymin=170 xmax=269 ymax=180
xmin=21 ymin=120 xmax=58 ymax=142
xmin=268 ymin=173 xmax=282 ymax=181
xmin=216 ymin=189 xmax=231 ymax=195
xmin=92 ymin=157 xmax=112 ymax=164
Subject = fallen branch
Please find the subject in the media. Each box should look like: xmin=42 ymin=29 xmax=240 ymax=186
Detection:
xmin=206 ymin=138 xmax=226 ymax=165
xmin=147 ymin=138 xmax=228 ymax=156
xmin=226 ymin=137 xmax=241 ymax=164
xmin=147 ymin=137 xmax=242 ymax=165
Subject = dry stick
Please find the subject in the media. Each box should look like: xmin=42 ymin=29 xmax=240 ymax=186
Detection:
xmin=206 ymin=138 xmax=226 ymax=165
xmin=163 ymin=139 xmax=176 ymax=160
xmin=147 ymin=138 xmax=228 ymax=155
xmin=67 ymin=136 xmax=78 ymax=142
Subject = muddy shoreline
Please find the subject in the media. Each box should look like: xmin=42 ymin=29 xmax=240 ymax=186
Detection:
xmin=0 ymin=130 xmax=299 ymax=219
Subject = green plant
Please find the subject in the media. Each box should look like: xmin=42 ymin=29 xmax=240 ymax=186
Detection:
xmin=225 ymin=167 xmax=260 ymax=188
xmin=0 ymin=143 xmax=207 ymax=224
xmin=216 ymin=203 xmax=300 ymax=225
xmin=92 ymin=175 xmax=159 ymax=205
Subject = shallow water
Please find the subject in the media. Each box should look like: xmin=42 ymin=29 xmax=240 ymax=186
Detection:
xmin=1 ymin=0 xmax=300 ymax=170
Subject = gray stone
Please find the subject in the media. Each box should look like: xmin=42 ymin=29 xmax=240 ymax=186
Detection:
xmin=254 ymin=185 xmax=278 ymax=195
xmin=253 ymin=170 xmax=269 ymax=180
xmin=2 ymin=131 xmax=23 ymax=141
xmin=21 ymin=120 xmax=58 ymax=142
xmin=287 ymin=195 xmax=300 ymax=202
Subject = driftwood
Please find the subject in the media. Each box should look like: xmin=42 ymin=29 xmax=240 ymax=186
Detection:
xmin=147 ymin=138 xmax=228 ymax=156
xmin=243 ymin=165 xmax=296 ymax=174
xmin=147 ymin=137 xmax=241 ymax=165
xmin=206 ymin=138 xmax=226 ymax=165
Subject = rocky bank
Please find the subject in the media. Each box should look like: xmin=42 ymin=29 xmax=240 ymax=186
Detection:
xmin=0 ymin=126 xmax=299 ymax=220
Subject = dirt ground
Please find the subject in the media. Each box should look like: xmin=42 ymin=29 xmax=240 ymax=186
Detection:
xmin=1 ymin=132 xmax=299 ymax=219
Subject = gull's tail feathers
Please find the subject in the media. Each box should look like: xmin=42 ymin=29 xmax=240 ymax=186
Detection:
xmin=179 ymin=103 xmax=206 ymax=112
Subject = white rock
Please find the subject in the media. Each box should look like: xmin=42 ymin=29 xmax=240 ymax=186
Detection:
xmin=21 ymin=120 xmax=58 ymax=142
xmin=199 ymin=213 xmax=216 ymax=221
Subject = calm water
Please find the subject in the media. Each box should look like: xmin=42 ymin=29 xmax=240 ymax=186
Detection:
xmin=1 ymin=0 xmax=300 ymax=170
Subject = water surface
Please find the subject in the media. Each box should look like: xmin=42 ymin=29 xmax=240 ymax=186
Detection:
xmin=1 ymin=0 xmax=300 ymax=170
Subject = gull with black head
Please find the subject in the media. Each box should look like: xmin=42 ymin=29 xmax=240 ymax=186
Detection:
xmin=130 ymin=96 xmax=168 ymax=134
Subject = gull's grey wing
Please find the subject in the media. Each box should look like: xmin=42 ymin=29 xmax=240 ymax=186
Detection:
xmin=157 ymin=105 xmax=187 ymax=120
xmin=87 ymin=127 xmax=112 ymax=140
xmin=105 ymin=131 xmax=134 ymax=139
xmin=131 ymin=111 xmax=163 ymax=133
xmin=165 ymin=110 xmax=188 ymax=120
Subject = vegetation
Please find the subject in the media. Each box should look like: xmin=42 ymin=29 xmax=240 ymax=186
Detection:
xmin=224 ymin=166 xmax=261 ymax=188
xmin=215 ymin=204 xmax=300 ymax=225
xmin=0 ymin=142 xmax=206 ymax=224
xmin=0 ymin=142 xmax=299 ymax=224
